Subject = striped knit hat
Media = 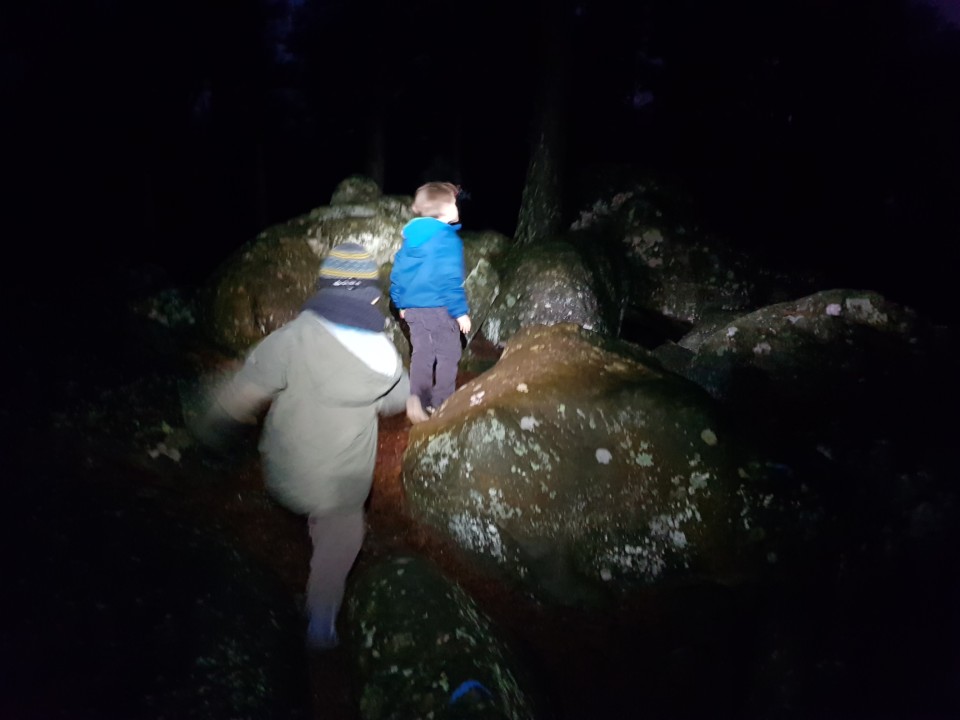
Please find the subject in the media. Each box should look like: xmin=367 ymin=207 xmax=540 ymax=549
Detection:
xmin=316 ymin=242 xmax=379 ymax=290
xmin=304 ymin=242 xmax=385 ymax=331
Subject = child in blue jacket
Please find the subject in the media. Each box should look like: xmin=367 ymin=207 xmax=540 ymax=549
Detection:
xmin=390 ymin=182 xmax=471 ymax=423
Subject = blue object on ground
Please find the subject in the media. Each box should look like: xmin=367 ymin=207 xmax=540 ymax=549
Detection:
xmin=449 ymin=679 xmax=493 ymax=705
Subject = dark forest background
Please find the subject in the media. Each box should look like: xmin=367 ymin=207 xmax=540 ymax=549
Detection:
xmin=4 ymin=0 xmax=959 ymax=321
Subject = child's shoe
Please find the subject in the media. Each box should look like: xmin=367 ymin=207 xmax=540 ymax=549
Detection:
xmin=306 ymin=613 xmax=340 ymax=651
xmin=406 ymin=396 xmax=430 ymax=424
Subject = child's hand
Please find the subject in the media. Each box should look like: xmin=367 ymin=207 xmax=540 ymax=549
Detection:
xmin=457 ymin=315 xmax=471 ymax=334
xmin=399 ymin=309 xmax=405 ymax=319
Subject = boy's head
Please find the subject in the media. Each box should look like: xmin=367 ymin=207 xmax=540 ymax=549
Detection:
xmin=412 ymin=182 xmax=459 ymax=223
xmin=306 ymin=242 xmax=384 ymax=331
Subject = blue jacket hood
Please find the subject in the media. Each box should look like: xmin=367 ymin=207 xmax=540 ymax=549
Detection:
xmin=402 ymin=217 xmax=462 ymax=248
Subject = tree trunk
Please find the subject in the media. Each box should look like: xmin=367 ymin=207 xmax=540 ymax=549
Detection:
xmin=514 ymin=0 xmax=571 ymax=246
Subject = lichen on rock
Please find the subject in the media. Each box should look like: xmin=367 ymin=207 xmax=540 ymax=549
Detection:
xmin=403 ymin=324 xmax=807 ymax=604
xmin=197 ymin=176 xmax=414 ymax=355
xmin=481 ymin=242 xmax=616 ymax=348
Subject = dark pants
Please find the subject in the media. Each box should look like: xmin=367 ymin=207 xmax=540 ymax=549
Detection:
xmin=405 ymin=307 xmax=462 ymax=409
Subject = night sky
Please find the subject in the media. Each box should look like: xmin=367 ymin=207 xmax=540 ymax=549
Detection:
xmin=4 ymin=0 xmax=960 ymax=320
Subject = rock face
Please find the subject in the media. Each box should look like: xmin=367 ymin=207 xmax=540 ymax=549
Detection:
xmin=199 ymin=176 xmax=413 ymax=355
xmin=198 ymin=225 xmax=323 ymax=355
xmin=570 ymin=184 xmax=816 ymax=328
xmin=402 ymin=324 xmax=807 ymax=603
xmin=482 ymin=242 xmax=616 ymax=349
xmin=344 ymin=556 xmax=538 ymax=720
xmin=622 ymin=225 xmax=775 ymax=324
xmin=671 ymin=289 xmax=925 ymax=439
xmin=460 ymin=232 xmax=508 ymax=348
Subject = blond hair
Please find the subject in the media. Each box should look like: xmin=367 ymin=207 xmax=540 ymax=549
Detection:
xmin=412 ymin=182 xmax=458 ymax=218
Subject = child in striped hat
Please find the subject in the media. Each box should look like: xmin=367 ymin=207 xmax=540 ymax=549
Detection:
xmin=197 ymin=241 xmax=408 ymax=650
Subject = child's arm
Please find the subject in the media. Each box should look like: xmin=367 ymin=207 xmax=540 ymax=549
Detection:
xmin=222 ymin=329 xmax=288 ymax=416
xmin=212 ymin=378 xmax=272 ymax=425
xmin=192 ymin=331 xmax=289 ymax=446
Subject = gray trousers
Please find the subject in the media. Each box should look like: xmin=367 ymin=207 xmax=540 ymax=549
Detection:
xmin=305 ymin=508 xmax=365 ymax=649
xmin=405 ymin=307 xmax=462 ymax=409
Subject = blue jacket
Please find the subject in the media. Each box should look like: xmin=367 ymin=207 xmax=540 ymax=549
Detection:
xmin=390 ymin=217 xmax=469 ymax=319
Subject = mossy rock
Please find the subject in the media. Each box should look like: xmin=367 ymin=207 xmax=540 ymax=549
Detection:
xmin=345 ymin=556 xmax=538 ymax=720
xmin=199 ymin=228 xmax=320 ymax=355
xmin=403 ymin=324 xmax=816 ymax=604
xmin=198 ymin=177 xmax=413 ymax=355
xmin=481 ymin=242 xmax=614 ymax=349
xmin=569 ymin=183 xmax=818 ymax=328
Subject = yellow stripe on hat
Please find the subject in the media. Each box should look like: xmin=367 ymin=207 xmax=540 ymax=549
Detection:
xmin=320 ymin=267 xmax=379 ymax=279
xmin=328 ymin=248 xmax=372 ymax=260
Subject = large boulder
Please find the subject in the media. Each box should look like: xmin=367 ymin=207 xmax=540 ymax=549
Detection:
xmin=672 ymin=289 xmax=927 ymax=442
xmin=481 ymin=241 xmax=619 ymax=349
xmin=620 ymin=225 xmax=806 ymax=325
xmin=402 ymin=324 xmax=815 ymax=604
xmin=199 ymin=176 xmax=413 ymax=355
xmin=570 ymin=182 xmax=817 ymax=328
xmin=668 ymin=289 xmax=954 ymax=559
xmin=344 ymin=556 xmax=538 ymax=720
xmin=198 ymin=224 xmax=323 ymax=356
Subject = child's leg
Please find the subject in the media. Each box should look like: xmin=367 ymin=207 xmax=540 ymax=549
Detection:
xmin=431 ymin=311 xmax=462 ymax=409
xmin=405 ymin=309 xmax=436 ymax=407
xmin=305 ymin=508 xmax=365 ymax=649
